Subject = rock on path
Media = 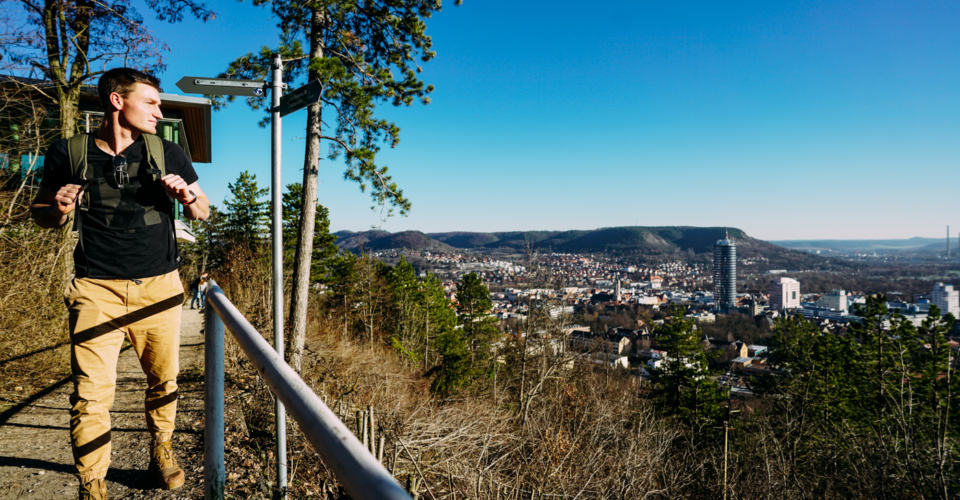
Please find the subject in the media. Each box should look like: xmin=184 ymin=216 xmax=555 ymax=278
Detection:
xmin=0 ymin=304 xmax=208 ymax=499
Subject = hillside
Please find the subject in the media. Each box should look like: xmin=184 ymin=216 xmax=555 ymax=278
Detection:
xmin=335 ymin=230 xmax=457 ymax=253
xmin=332 ymin=229 xmax=390 ymax=249
xmin=335 ymin=226 xmax=832 ymax=269
xmin=431 ymin=226 xmax=782 ymax=257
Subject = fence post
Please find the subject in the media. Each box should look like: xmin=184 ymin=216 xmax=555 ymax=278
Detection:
xmin=205 ymin=281 xmax=226 ymax=500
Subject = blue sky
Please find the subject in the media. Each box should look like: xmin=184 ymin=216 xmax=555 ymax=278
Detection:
xmin=147 ymin=0 xmax=959 ymax=240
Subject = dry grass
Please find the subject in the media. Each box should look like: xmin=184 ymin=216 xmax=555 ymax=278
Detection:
xmin=214 ymin=301 xmax=695 ymax=499
xmin=0 ymin=190 xmax=72 ymax=410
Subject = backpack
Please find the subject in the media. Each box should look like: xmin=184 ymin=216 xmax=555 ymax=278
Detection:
xmin=189 ymin=277 xmax=201 ymax=291
xmin=65 ymin=134 xmax=178 ymax=265
xmin=66 ymin=133 xmax=166 ymax=229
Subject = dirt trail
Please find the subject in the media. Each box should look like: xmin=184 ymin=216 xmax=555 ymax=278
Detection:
xmin=0 ymin=304 xmax=208 ymax=499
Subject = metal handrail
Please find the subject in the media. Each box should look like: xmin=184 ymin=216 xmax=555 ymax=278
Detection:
xmin=203 ymin=279 xmax=412 ymax=500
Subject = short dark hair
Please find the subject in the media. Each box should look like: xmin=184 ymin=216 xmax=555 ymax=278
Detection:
xmin=98 ymin=68 xmax=161 ymax=110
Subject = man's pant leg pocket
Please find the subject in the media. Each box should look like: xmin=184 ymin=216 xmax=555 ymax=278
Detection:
xmin=63 ymin=278 xmax=78 ymax=308
xmin=64 ymin=279 xmax=87 ymax=338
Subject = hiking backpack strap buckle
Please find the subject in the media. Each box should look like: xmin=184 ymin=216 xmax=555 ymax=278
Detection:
xmin=141 ymin=134 xmax=166 ymax=182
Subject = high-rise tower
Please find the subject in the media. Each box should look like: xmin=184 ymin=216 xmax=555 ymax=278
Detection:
xmin=713 ymin=232 xmax=737 ymax=313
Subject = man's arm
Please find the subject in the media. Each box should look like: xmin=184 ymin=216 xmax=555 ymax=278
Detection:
xmin=30 ymin=184 xmax=84 ymax=229
xmin=160 ymin=174 xmax=210 ymax=221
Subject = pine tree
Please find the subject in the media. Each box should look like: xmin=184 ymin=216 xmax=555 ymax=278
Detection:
xmin=327 ymin=252 xmax=359 ymax=342
xmin=422 ymin=274 xmax=457 ymax=371
xmin=758 ymin=296 xmax=960 ymax=497
xmin=758 ymin=313 xmax=861 ymax=492
xmin=282 ymin=183 xmax=338 ymax=284
xmin=908 ymin=306 xmax=958 ymax=496
xmin=429 ymin=319 xmax=471 ymax=398
xmin=647 ymin=305 xmax=726 ymax=434
xmin=456 ymin=273 xmax=499 ymax=347
xmin=455 ymin=272 xmax=499 ymax=375
xmin=384 ymin=257 xmax=423 ymax=362
xmin=223 ymin=171 xmax=269 ymax=243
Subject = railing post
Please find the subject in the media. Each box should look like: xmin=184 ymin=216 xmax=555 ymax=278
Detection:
xmin=204 ymin=280 xmax=225 ymax=500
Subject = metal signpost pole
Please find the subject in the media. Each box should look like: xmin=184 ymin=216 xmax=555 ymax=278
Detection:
xmin=271 ymin=53 xmax=288 ymax=498
xmin=178 ymin=63 xmax=324 ymax=500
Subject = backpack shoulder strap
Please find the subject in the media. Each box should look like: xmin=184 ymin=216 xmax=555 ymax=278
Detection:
xmin=142 ymin=134 xmax=165 ymax=178
xmin=66 ymin=134 xmax=90 ymax=232
xmin=143 ymin=134 xmax=179 ymax=247
xmin=67 ymin=133 xmax=89 ymax=180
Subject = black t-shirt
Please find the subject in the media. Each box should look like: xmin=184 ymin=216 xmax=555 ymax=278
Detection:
xmin=40 ymin=134 xmax=199 ymax=279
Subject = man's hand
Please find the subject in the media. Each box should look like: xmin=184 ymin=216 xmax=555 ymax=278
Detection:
xmin=31 ymin=183 xmax=85 ymax=228
xmin=52 ymin=183 xmax=85 ymax=216
xmin=161 ymin=176 xmax=210 ymax=221
xmin=160 ymin=174 xmax=195 ymax=204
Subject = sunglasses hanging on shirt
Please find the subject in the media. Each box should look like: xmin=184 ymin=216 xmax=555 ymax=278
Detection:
xmin=113 ymin=154 xmax=130 ymax=188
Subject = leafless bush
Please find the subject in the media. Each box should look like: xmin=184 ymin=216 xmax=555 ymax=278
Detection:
xmin=216 ymin=287 xmax=698 ymax=500
xmin=0 ymin=82 xmax=70 ymax=398
xmin=0 ymin=190 xmax=70 ymax=396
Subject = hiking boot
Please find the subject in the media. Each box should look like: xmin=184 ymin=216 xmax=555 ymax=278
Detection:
xmin=149 ymin=438 xmax=185 ymax=490
xmin=78 ymin=478 xmax=107 ymax=500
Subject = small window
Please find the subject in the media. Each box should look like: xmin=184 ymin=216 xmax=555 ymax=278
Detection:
xmin=792 ymin=291 xmax=797 ymax=300
xmin=158 ymin=120 xmax=181 ymax=144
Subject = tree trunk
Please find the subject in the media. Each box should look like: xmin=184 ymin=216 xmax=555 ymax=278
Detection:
xmin=55 ymin=85 xmax=83 ymax=283
xmin=424 ymin=310 xmax=429 ymax=371
xmin=59 ymin=91 xmax=80 ymax=140
xmin=288 ymin=6 xmax=325 ymax=373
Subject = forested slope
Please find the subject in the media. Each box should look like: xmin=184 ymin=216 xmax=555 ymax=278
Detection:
xmin=334 ymin=225 xmax=834 ymax=269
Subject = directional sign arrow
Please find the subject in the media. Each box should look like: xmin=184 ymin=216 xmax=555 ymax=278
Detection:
xmin=279 ymin=80 xmax=324 ymax=117
xmin=176 ymin=76 xmax=266 ymax=97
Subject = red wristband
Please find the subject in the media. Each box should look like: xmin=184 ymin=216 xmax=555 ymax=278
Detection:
xmin=183 ymin=190 xmax=197 ymax=206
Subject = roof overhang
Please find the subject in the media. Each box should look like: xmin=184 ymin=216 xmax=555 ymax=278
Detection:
xmin=157 ymin=93 xmax=212 ymax=163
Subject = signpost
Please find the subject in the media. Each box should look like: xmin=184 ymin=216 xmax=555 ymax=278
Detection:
xmin=175 ymin=76 xmax=266 ymax=96
xmin=177 ymin=61 xmax=322 ymax=500
xmin=279 ymin=79 xmax=323 ymax=117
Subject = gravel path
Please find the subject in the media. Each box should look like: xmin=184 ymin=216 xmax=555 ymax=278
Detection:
xmin=0 ymin=304 xmax=208 ymax=499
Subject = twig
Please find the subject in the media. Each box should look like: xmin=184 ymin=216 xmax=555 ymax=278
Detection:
xmin=397 ymin=435 xmax=437 ymax=500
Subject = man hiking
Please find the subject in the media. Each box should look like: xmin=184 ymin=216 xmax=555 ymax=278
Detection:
xmin=30 ymin=67 xmax=210 ymax=499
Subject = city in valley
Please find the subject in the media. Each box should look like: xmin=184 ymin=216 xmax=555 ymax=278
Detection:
xmin=354 ymin=226 xmax=960 ymax=397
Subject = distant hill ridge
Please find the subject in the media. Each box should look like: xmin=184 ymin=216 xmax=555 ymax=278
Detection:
xmin=430 ymin=227 xmax=748 ymax=254
xmin=334 ymin=226 xmax=828 ymax=268
xmin=333 ymin=230 xmax=458 ymax=253
xmin=773 ymin=237 xmax=951 ymax=253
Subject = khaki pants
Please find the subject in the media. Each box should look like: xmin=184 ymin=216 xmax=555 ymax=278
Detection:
xmin=64 ymin=270 xmax=184 ymax=482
